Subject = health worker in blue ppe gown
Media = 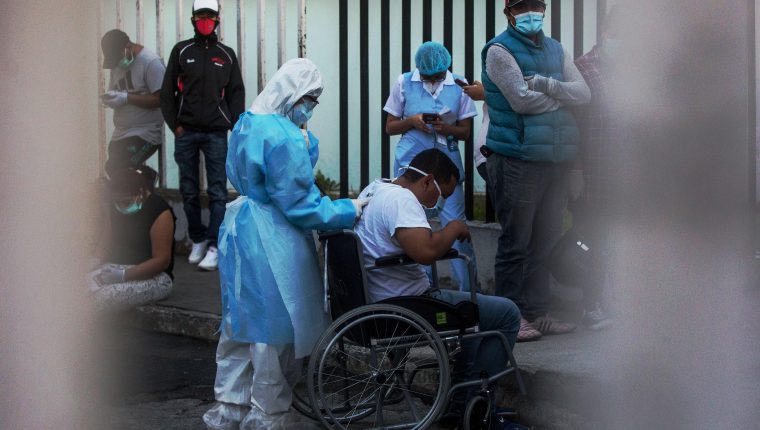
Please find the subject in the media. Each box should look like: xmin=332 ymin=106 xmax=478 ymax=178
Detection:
xmin=202 ymin=58 xmax=368 ymax=430
xmin=384 ymin=41 xmax=479 ymax=292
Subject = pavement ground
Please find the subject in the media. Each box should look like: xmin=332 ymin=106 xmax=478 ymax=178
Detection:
xmin=115 ymin=258 xmax=760 ymax=429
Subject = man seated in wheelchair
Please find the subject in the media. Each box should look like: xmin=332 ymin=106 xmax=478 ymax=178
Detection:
xmin=355 ymin=148 xmax=522 ymax=427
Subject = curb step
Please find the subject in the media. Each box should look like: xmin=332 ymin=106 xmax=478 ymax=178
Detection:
xmin=124 ymin=305 xmax=221 ymax=342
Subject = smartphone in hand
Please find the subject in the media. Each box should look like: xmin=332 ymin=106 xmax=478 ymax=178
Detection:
xmin=422 ymin=113 xmax=440 ymax=123
xmin=454 ymin=78 xmax=468 ymax=88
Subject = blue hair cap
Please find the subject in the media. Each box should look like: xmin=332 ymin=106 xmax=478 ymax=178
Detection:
xmin=415 ymin=41 xmax=452 ymax=75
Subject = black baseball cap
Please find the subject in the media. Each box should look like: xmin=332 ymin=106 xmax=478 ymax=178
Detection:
xmin=506 ymin=0 xmax=547 ymax=8
xmin=101 ymin=29 xmax=130 ymax=69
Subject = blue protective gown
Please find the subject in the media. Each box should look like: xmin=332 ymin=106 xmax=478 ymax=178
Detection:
xmin=217 ymin=111 xmax=356 ymax=358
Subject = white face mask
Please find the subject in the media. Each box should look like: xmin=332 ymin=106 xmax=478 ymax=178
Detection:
xmin=403 ymin=165 xmax=446 ymax=211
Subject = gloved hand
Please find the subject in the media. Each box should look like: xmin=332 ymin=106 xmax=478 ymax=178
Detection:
xmin=98 ymin=267 xmax=126 ymax=284
xmin=526 ymin=74 xmax=549 ymax=93
xmin=351 ymin=198 xmax=371 ymax=220
xmin=101 ymin=90 xmax=128 ymax=108
xmin=568 ymin=169 xmax=584 ymax=201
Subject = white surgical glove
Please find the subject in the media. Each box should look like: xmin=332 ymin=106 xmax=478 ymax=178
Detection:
xmin=98 ymin=267 xmax=126 ymax=284
xmin=527 ymin=74 xmax=552 ymax=93
xmin=101 ymin=90 xmax=128 ymax=108
xmin=351 ymin=198 xmax=371 ymax=220
xmin=569 ymin=169 xmax=584 ymax=201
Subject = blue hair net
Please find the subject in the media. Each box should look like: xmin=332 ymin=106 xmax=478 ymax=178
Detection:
xmin=415 ymin=42 xmax=452 ymax=75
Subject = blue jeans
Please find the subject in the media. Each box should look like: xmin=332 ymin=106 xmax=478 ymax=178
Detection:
xmin=427 ymin=289 xmax=520 ymax=381
xmin=487 ymin=154 xmax=568 ymax=320
xmin=174 ymin=130 xmax=229 ymax=246
xmin=105 ymin=136 xmax=159 ymax=177
xmin=424 ymin=183 xmax=478 ymax=292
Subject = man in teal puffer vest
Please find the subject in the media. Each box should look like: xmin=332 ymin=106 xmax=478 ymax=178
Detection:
xmin=482 ymin=0 xmax=590 ymax=342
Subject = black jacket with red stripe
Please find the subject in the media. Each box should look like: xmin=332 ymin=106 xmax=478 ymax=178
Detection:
xmin=160 ymin=33 xmax=245 ymax=132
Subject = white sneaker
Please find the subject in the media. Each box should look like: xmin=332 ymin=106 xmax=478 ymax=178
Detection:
xmin=188 ymin=240 xmax=209 ymax=264
xmin=198 ymin=246 xmax=219 ymax=271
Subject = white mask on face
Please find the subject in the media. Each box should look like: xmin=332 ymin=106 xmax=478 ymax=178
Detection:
xmin=403 ymin=165 xmax=445 ymax=211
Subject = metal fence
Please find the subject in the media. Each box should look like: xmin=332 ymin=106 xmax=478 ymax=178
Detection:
xmin=350 ymin=0 xmax=608 ymax=221
xmin=98 ymin=0 xmax=609 ymax=222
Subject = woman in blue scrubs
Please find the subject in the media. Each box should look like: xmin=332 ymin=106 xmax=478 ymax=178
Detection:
xmin=384 ymin=41 xmax=479 ymax=291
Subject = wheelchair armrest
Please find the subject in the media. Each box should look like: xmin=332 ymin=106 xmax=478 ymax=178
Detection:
xmin=374 ymin=253 xmax=416 ymax=267
xmin=371 ymin=249 xmax=460 ymax=268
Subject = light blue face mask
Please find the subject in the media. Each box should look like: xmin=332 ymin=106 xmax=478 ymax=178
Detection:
xmin=404 ymin=165 xmax=446 ymax=211
xmin=114 ymin=198 xmax=143 ymax=215
xmin=289 ymin=98 xmax=318 ymax=126
xmin=513 ymin=11 xmax=544 ymax=36
xmin=118 ymin=48 xmax=135 ymax=70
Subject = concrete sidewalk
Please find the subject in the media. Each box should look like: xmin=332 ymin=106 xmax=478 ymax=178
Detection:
xmin=124 ymin=259 xmax=612 ymax=430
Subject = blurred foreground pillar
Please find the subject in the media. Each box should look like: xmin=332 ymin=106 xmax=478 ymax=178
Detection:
xmin=591 ymin=0 xmax=760 ymax=428
xmin=0 ymin=1 xmax=101 ymax=428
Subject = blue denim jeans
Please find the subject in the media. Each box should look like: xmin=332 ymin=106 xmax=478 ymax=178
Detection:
xmin=174 ymin=130 xmax=229 ymax=246
xmin=427 ymin=289 xmax=520 ymax=381
xmin=105 ymin=136 xmax=159 ymax=177
xmin=486 ymin=154 xmax=568 ymax=320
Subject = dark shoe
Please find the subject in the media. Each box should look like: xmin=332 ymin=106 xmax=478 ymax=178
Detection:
xmin=492 ymin=413 xmax=530 ymax=430
xmin=438 ymin=390 xmax=467 ymax=428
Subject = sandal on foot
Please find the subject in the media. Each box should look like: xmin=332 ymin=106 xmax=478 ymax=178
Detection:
xmin=531 ymin=316 xmax=577 ymax=335
xmin=517 ymin=318 xmax=542 ymax=342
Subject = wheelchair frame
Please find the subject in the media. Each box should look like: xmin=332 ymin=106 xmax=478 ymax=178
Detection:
xmin=299 ymin=229 xmax=525 ymax=430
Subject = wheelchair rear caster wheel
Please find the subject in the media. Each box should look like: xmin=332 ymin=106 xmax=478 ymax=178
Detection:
xmin=464 ymin=395 xmax=491 ymax=430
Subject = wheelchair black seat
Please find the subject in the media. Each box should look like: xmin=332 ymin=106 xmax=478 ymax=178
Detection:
xmin=379 ymin=295 xmax=479 ymax=331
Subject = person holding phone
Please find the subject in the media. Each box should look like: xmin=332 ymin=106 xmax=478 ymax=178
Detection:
xmin=100 ymin=29 xmax=166 ymax=177
xmin=384 ymin=41 xmax=478 ymax=292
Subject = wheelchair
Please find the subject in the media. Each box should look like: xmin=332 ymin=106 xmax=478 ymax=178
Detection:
xmin=293 ymin=229 xmax=525 ymax=430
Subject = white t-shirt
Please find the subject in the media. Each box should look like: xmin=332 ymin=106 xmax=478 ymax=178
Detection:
xmin=355 ymin=180 xmax=431 ymax=303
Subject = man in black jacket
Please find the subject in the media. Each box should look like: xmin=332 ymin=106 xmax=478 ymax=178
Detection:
xmin=160 ymin=0 xmax=244 ymax=271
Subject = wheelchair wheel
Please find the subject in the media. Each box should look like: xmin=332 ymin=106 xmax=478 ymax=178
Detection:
xmin=464 ymin=395 xmax=491 ymax=430
xmin=293 ymin=351 xmax=378 ymax=423
xmin=308 ymin=304 xmax=450 ymax=429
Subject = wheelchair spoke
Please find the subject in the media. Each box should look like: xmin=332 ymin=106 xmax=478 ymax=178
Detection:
xmin=310 ymin=306 xmax=451 ymax=430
